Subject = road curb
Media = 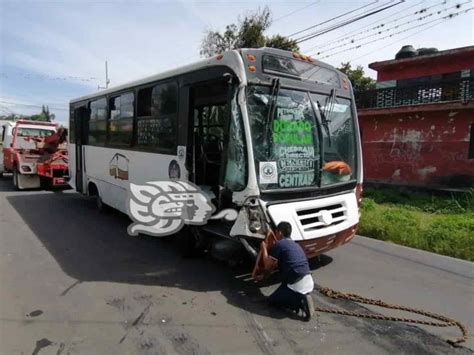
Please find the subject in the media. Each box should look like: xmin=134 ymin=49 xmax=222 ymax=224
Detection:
xmin=352 ymin=235 xmax=474 ymax=280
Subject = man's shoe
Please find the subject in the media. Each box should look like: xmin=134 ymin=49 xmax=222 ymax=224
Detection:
xmin=301 ymin=293 xmax=315 ymax=321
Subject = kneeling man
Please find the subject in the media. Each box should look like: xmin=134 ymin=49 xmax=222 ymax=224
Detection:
xmin=260 ymin=221 xmax=315 ymax=321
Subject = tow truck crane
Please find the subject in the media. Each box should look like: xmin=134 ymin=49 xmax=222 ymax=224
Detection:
xmin=1 ymin=120 xmax=69 ymax=190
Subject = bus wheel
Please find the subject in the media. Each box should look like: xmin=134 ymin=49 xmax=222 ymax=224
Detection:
xmin=88 ymin=183 xmax=110 ymax=212
xmin=178 ymin=226 xmax=206 ymax=258
xmin=95 ymin=194 xmax=110 ymax=212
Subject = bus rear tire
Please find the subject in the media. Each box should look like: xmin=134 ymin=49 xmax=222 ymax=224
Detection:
xmin=89 ymin=182 xmax=110 ymax=212
xmin=95 ymin=194 xmax=111 ymax=213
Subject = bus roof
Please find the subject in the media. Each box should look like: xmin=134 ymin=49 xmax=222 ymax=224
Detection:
xmin=70 ymin=49 xmax=246 ymax=105
xmin=70 ymin=48 xmax=347 ymax=105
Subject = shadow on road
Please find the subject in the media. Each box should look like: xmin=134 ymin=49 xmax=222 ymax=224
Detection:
xmin=0 ymin=176 xmax=15 ymax=192
xmin=6 ymin=190 xmax=472 ymax=354
xmin=6 ymin=191 xmax=332 ymax=320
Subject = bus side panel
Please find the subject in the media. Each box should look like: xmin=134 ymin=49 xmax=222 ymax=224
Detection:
xmin=83 ymin=145 xmax=184 ymax=214
xmin=68 ymin=143 xmax=77 ymax=191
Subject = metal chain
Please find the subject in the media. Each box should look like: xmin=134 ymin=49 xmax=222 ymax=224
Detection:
xmin=315 ymin=286 xmax=469 ymax=346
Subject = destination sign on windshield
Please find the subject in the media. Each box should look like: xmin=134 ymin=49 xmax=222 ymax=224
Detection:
xmin=262 ymin=55 xmax=340 ymax=87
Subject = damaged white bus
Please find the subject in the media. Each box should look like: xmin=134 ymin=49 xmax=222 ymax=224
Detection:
xmin=69 ymin=48 xmax=363 ymax=259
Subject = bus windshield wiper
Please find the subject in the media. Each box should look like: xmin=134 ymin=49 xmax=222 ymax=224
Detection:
xmin=317 ymin=88 xmax=336 ymax=147
xmin=264 ymin=78 xmax=280 ymax=157
xmin=316 ymin=101 xmax=331 ymax=147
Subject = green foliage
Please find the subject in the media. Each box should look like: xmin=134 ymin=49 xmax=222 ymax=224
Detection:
xmin=359 ymin=187 xmax=474 ymax=261
xmin=26 ymin=105 xmax=55 ymax=122
xmin=200 ymin=7 xmax=299 ymax=57
xmin=363 ymin=187 xmax=472 ymax=214
xmin=337 ymin=62 xmax=376 ymax=92
xmin=266 ymin=35 xmax=299 ymax=52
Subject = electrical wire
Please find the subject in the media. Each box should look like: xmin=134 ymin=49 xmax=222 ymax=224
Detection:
xmin=294 ymin=1 xmax=405 ymax=44
xmin=303 ymin=0 xmax=433 ymax=53
xmin=349 ymin=19 xmax=453 ymax=61
xmin=318 ymin=6 xmax=473 ymax=59
xmin=312 ymin=1 xmax=471 ymax=56
xmin=0 ymin=100 xmax=69 ymax=111
xmin=0 ymin=71 xmax=99 ymax=83
xmin=287 ymin=0 xmax=380 ymax=37
xmin=273 ymin=1 xmax=320 ymax=22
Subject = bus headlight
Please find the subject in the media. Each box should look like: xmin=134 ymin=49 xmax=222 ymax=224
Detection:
xmin=248 ymin=208 xmax=262 ymax=233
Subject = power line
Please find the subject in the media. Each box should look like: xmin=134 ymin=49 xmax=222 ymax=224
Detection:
xmin=0 ymin=100 xmax=69 ymax=111
xmin=318 ymin=6 xmax=473 ymax=59
xmin=294 ymin=1 xmax=405 ymax=44
xmin=0 ymin=71 xmax=100 ymax=83
xmin=273 ymin=1 xmax=320 ymax=22
xmin=350 ymin=19 xmax=454 ymax=61
xmin=302 ymin=0 xmax=429 ymax=53
xmin=313 ymin=1 xmax=470 ymax=56
xmin=287 ymin=0 xmax=380 ymax=37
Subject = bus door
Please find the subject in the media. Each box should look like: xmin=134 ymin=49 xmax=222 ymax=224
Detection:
xmin=187 ymin=80 xmax=230 ymax=190
xmin=73 ymin=106 xmax=88 ymax=193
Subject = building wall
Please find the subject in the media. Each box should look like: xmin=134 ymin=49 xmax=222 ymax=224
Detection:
xmin=370 ymin=47 xmax=474 ymax=81
xmin=358 ymin=103 xmax=474 ymax=188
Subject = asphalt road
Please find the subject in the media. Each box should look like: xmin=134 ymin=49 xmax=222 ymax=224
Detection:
xmin=0 ymin=177 xmax=472 ymax=355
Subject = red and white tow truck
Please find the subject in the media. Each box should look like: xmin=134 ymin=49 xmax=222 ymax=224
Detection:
xmin=0 ymin=120 xmax=69 ymax=190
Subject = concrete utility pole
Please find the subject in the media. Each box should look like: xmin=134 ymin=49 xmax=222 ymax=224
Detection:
xmin=97 ymin=60 xmax=111 ymax=90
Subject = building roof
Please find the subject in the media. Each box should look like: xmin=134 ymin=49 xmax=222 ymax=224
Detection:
xmin=369 ymin=46 xmax=474 ymax=71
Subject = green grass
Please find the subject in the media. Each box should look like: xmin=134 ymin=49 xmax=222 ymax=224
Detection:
xmin=358 ymin=187 xmax=474 ymax=261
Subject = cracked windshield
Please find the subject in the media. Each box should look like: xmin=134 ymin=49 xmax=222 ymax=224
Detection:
xmin=248 ymin=86 xmax=357 ymax=190
xmin=1 ymin=0 xmax=472 ymax=353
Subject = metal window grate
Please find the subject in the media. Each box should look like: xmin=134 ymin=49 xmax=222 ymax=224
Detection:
xmin=356 ymin=78 xmax=474 ymax=109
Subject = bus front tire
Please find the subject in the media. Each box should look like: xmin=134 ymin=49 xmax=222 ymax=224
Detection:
xmin=178 ymin=227 xmax=206 ymax=258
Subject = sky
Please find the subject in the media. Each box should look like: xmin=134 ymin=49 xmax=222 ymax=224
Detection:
xmin=0 ymin=0 xmax=473 ymax=124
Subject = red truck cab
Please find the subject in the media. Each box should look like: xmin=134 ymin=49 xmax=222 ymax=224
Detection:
xmin=1 ymin=120 xmax=69 ymax=190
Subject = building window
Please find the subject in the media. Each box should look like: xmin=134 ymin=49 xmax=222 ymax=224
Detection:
xmin=469 ymin=123 xmax=474 ymax=159
xmin=108 ymin=92 xmax=134 ymax=146
xmin=88 ymin=98 xmax=107 ymax=145
xmin=136 ymin=82 xmax=177 ymax=151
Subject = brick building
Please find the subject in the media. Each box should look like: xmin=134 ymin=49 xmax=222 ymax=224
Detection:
xmin=357 ymin=45 xmax=474 ymax=189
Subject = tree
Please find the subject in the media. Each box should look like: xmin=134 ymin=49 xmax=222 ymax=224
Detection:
xmin=266 ymin=35 xmax=299 ymax=52
xmin=338 ymin=62 xmax=376 ymax=92
xmin=28 ymin=105 xmax=55 ymax=122
xmin=200 ymin=7 xmax=299 ymax=57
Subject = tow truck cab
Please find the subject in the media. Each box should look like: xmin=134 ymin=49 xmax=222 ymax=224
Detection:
xmin=1 ymin=120 xmax=69 ymax=189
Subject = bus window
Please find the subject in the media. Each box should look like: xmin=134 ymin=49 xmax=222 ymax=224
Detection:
xmin=108 ymin=92 xmax=134 ymax=146
xmin=137 ymin=87 xmax=152 ymax=117
xmin=88 ymin=98 xmax=107 ymax=145
xmin=136 ymin=82 xmax=177 ymax=152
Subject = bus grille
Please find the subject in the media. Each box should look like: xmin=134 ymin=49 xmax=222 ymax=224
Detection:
xmin=296 ymin=203 xmax=347 ymax=232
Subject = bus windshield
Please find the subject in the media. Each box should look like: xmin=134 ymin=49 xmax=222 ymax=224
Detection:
xmin=247 ymin=85 xmax=357 ymax=190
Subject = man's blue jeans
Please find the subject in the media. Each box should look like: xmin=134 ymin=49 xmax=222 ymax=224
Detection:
xmin=268 ymin=283 xmax=304 ymax=311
